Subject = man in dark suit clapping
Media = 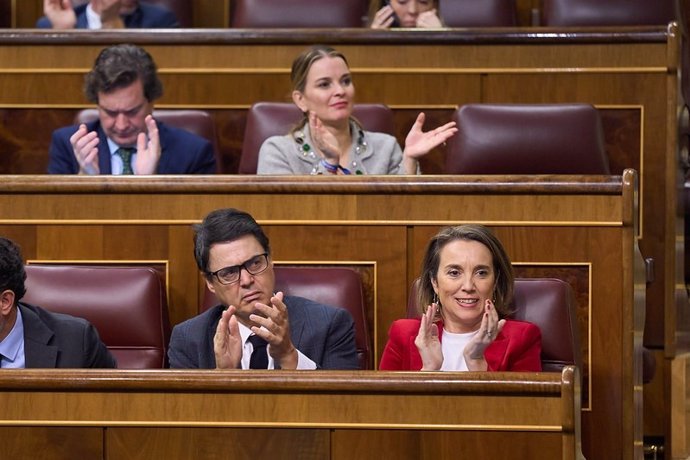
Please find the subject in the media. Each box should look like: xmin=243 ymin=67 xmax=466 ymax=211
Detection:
xmin=168 ymin=208 xmax=359 ymax=370
xmin=47 ymin=44 xmax=216 ymax=175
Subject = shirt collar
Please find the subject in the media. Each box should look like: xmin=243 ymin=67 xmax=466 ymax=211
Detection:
xmin=107 ymin=135 xmax=149 ymax=157
xmin=85 ymin=3 xmax=103 ymax=29
xmin=107 ymin=137 xmax=121 ymax=156
xmin=238 ymin=319 xmax=269 ymax=344
xmin=238 ymin=321 xmax=252 ymax=344
xmin=0 ymin=306 xmax=24 ymax=363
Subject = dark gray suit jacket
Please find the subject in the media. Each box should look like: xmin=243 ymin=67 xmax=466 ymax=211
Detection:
xmin=168 ymin=296 xmax=359 ymax=369
xmin=20 ymin=302 xmax=116 ymax=368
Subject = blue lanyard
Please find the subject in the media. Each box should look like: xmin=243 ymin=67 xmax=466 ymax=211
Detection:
xmin=320 ymin=158 xmax=352 ymax=175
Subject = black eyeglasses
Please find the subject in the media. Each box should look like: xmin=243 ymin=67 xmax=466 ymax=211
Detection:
xmin=207 ymin=253 xmax=269 ymax=285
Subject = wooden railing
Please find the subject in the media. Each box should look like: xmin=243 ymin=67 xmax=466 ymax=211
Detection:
xmin=0 ymin=367 xmax=582 ymax=460
xmin=0 ymin=171 xmax=642 ymax=458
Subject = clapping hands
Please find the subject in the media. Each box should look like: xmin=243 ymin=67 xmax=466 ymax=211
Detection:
xmin=308 ymin=112 xmax=342 ymax=162
xmin=133 ymin=115 xmax=161 ymax=174
xmin=43 ymin=0 xmax=77 ymax=29
xmin=414 ymin=302 xmax=443 ymax=370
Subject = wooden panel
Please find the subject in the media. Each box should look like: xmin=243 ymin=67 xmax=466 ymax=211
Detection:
xmin=1 ymin=427 xmax=103 ymax=460
xmin=515 ymin=0 xmax=541 ymax=26
xmin=0 ymin=173 xmax=640 ymax=460
xmin=0 ymin=368 xmax=581 ymax=460
xmin=14 ymin=0 xmax=42 ymax=28
xmin=644 ymin=349 xmax=666 ymax=437
xmin=332 ymin=430 xmax=562 ymax=459
xmin=109 ymin=427 xmax=329 ymax=460
xmin=193 ymin=0 xmax=230 ymax=28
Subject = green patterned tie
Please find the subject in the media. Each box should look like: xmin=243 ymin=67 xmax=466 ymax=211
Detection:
xmin=115 ymin=147 xmax=135 ymax=175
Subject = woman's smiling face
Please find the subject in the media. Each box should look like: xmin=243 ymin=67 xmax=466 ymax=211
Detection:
xmin=292 ymin=56 xmax=354 ymax=126
xmin=432 ymin=239 xmax=496 ymax=333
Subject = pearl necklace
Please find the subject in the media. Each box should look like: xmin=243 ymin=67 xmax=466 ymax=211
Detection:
xmin=293 ymin=127 xmax=368 ymax=175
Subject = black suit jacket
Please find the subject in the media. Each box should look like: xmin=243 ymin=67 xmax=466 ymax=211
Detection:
xmin=168 ymin=296 xmax=359 ymax=370
xmin=20 ymin=303 xmax=116 ymax=368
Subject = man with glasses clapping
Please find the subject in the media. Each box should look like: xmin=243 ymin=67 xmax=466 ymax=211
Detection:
xmin=168 ymin=208 xmax=359 ymax=370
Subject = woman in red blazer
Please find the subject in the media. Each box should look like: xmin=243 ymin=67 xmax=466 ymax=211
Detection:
xmin=379 ymin=224 xmax=541 ymax=372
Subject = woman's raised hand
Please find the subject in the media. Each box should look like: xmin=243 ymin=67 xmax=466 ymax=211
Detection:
xmin=414 ymin=302 xmax=443 ymax=370
xmin=403 ymin=112 xmax=457 ymax=160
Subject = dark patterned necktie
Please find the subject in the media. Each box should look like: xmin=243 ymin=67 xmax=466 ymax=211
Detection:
xmin=115 ymin=147 xmax=135 ymax=175
xmin=248 ymin=335 xmax=268 ymax=369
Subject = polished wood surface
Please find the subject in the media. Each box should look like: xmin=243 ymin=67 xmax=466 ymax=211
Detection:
xmin=0 ymin=172 xmax=641 ymax=459
xmin=0 ymin=367 xmax=581 ymax=460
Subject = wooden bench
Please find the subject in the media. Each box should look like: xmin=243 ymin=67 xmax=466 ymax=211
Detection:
xmin=0 ymin=367 xmax=583 ymax=460
xmin=0 ymin=171 xmax=641 ymax=458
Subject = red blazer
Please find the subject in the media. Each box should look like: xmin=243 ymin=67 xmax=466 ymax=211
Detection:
xmin=379 ymin=318 xmax=542 ymax=371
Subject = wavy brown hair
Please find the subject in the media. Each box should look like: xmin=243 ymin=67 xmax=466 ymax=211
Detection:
xmin=416 ymin=224 xmax=514 ymax=318
xmin=84 ymin=44 xmax=162 ymax=104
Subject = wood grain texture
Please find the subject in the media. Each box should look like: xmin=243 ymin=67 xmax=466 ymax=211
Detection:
xmin=0 ymin=368 xmax=580 ymax=460
xmin=109 ymin=427 xmax=329 ymax=460
xmin=0 ymin=427 xmax=103 ymax=460
xmin=0 ymin=173 xmax=639 ymax=459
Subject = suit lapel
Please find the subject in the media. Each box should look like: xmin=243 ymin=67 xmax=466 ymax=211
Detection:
xmin=155 ymin=123 xmax=168 ymax=174
xmin=205 ymin=306 xmax=224 ymax=368
xmin=95 ymin=122 xmax=113 ymax=174
xmin=20 ymin=305 xmax=59 ymax=368
xmin=285 ymin=300 xmax=305 ymax=347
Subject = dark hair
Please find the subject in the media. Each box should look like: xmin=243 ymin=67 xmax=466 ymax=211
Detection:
xmin=84 ymin=44 xmax=163 ymax=103
xmin=417 ymin=224 xmax=514 ymax=318
xmin=194 ymin=208 xmax=271 ymax=277
xmin=0 ymin=237 xmax=27 ymax=304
